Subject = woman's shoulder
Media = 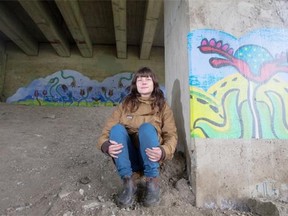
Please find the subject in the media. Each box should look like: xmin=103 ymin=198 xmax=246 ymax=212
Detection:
xmin=161 ymin=100 xmax=173 ymax=113
xmin=162 ymin=100 xmax=170 ymax=108
xmin=117 ymin=102 xmax=126 ymax=110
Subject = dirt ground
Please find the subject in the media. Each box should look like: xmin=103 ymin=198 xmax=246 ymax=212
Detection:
xmin=0 ymin=103 xmax=258 ymax=216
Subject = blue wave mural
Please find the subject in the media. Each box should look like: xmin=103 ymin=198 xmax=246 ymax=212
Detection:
xmin=7 ymin=70 xmax=134 ymax=106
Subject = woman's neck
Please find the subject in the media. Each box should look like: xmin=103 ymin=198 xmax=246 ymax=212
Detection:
xmin=140 ymin=94 xmax=151 ymax=98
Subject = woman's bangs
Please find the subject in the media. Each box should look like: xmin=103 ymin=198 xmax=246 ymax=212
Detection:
xmin=135 ymin=71 xmax=153 ymax=79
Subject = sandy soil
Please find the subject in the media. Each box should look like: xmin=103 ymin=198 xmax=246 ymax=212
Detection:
xmin=0 ymin=103 xmax=258 ymax=216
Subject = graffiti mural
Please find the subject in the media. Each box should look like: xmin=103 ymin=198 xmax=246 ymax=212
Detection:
xmin=188 ymin=29 xmax=288 ymax=139
xmin=6 ymin=70 xmax=134 ymax=107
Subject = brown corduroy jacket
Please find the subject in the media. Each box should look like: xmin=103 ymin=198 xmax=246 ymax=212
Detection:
xmin=96 ymin=97 xmax=178 ymax=161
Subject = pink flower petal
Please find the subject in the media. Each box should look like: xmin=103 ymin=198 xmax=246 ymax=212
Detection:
xmin=222 ymin=44 xmax=229 ymax=51
xmin=216 ymin=41 xmax=222 ymax=48
xmin=201 ymin=39 xmax=208 ymax=46
xmin=227 ymin=48 xmax=234 ymax=55
xmin=209 ymin=39 xmax=216 ymax=46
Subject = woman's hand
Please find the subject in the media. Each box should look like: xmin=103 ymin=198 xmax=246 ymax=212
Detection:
xmin=145 ymin=147 xmax=162 ymax=162
xmin=108 ymin=140 xmax=123 ymax=158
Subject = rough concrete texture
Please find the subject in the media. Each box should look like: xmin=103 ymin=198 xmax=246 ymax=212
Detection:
xmin=188 ymin=0 xmax=288 ymax=37
xmin=195 ymin=139 xmax=288 ymax=209
xmin=248 ymin=198 xmax=288 ymax=216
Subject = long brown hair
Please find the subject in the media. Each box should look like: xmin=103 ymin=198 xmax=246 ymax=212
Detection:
xmin=123 ymin=67 xmax=165 ymax=112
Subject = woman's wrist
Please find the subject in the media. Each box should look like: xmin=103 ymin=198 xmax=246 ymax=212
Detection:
xmin=159 ymin=146 xmax=166 ymax=161
xmin=101 ymin=140 xmax=112 ymax=156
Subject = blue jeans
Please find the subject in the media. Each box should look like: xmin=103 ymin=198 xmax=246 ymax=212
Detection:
xmin=109 ymin=123 xmax=160 ymax=178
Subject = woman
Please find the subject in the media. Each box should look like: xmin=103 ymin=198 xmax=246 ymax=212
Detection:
xmin=97 ymin=67 xmax=177 ymax=208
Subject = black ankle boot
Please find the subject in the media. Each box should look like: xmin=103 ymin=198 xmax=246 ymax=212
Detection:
xmin=116 ymin=176 xmax=137 ymax=208
xmin=143 ymin=177 xmax=160 ymax=207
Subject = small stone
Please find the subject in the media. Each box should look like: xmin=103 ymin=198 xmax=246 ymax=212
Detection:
xmin=63 ymin=211 xmax=73 ymax=216
xmin=98 ymin=195 xmax=105 ymax=202
xmin=82 ymin=201 xmax=100 ymax=210
xmin=34 ymin=134 xmax=42 ymax=137
xmin=58 ymin=190 xmax=71 ymax=199
xmin=79 ymin=188 xmax=84 ymax=196
xmin=79 ymin=176 xmax=91 ymax=184
xmin=43 ymin=114 xmax=56 ymax=119
xmin=15 ymin=203 xmax=31 ymax=211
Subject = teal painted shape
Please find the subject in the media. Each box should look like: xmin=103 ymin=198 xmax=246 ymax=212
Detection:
xmin=234 ymin=45 xmax=273 ymax=76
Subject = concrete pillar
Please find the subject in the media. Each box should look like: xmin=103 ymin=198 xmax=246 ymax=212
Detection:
xmin=165 ymin=0 xmax=288 ymax=210
xmin=164 ymin=0 xmax=194 ymax=191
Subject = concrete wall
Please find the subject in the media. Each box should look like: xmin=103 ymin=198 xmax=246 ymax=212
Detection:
xmin=2 ymin=43 xmax=164 ymax=102
xmin=189 ymin=0 xmax=288 ymax=38
xmin=196 ymin=139 xmax=288 ymax=210
xmin=165 ymin=0 xmax=288 ymax=210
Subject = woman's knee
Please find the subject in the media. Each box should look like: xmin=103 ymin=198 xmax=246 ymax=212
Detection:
xmin=139 ymin=123 xmax=155 ymax=134
xmin=110 ymin=124 xmax=130 ymax=141
xmin=138 ymin=123 xmax=158 ymax=146
xmin=110 ymin=124 xmax=126 ymax=134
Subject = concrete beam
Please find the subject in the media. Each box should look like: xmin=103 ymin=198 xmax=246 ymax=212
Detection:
xmin=111 ymin=0 xmax=127 ymax=59
xmin=55 ymin=0 xmax=93 ymax=57
xmin=19 ymin=0 xmax=70 ymax=57
xmin=140 ymin=0 xmax=163 ymax=59
xmin=0 ymin=3 xmax=38 ymax=56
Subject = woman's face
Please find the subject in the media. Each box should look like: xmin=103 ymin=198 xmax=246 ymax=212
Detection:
xmin=136 ymin=76 xmax=154 ymax=97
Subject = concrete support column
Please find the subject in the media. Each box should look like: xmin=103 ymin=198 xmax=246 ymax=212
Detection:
xmin=164 ymin=0 xmax=194 ymax=191
xmin=165 ymin=0 xmax=288 ymax=211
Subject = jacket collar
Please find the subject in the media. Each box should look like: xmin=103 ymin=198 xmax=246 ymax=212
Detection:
xmin=138 ymin=96 xmax=155 ymax=104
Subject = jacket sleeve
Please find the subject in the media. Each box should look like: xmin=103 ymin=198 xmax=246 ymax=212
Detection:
xmin=96 ymin=104 xmax=123 ymax=150
xmin=160 ymin=103 xmax=178 ymax=160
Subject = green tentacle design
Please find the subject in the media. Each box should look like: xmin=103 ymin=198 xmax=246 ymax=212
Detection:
xmin=34 ymin=90 xmax=41 ymax=106
xmin=77 ymin=87 xmax=93 ymax=106
xmin=49 ymin=77 xmax=59 ymax=100
xmin=239 ymin=100 xmax=276 ymax=138
xmin=60 ymin=70 xmax=77 ymax=105
xmin=193 ymin=89 xmax=242 ymax=138
xmin=118 ymin=73 xmax=133 ymax=88
xmin=265 ymin=91 xmax=288 ymax=138
xmin=257 ymin=101 xmax=276 ymax=139
xmin=191 ymin=72 xmax=288 ymax=138
xmin=190 ymin=86 xmax=223 ymax=138
xmin=60 ymin=70 xmax=76 ymax=86
xmin=56 ymin=84 xmax=65 ymax=104
xmin=101 ymin=87 xmax=116 ymax=103
xmin=238 ymin=101 xmax=253 ymax=138
xmin=36 ymin=98 xmax=41 ymax=106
